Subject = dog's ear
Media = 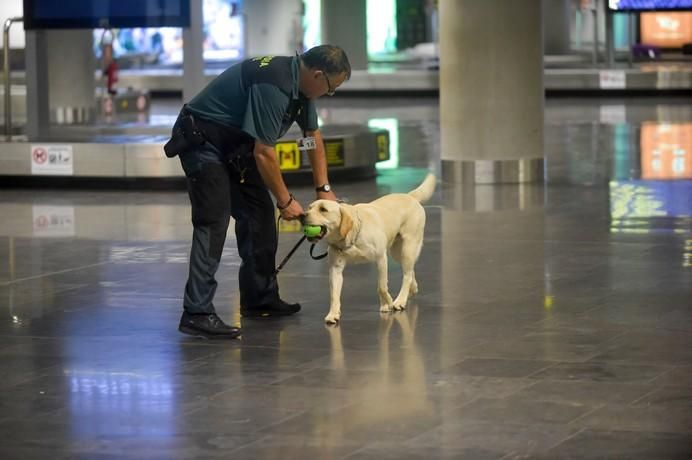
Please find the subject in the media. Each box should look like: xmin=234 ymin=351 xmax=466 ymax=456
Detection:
xmin=339 ymin=205 xmax=354 ymax=241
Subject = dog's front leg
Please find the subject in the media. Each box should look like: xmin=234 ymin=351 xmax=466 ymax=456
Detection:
xmin=326 ymin=256 xmax=346 ymax=324
xmin=377 ymin=254 xmax=394 ymax=312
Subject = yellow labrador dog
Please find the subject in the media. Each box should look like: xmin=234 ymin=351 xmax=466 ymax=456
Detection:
xmin=303 ymin=173 xmax=435 ymax=324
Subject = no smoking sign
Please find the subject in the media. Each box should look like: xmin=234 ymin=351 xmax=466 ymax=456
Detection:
xmin=31 ymin=144 xmax=74 ymax=175
xmin=33 ymin=147 xmax=48 ymax=164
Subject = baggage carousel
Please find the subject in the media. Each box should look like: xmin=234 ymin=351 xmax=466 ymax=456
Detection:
xmin=0 ymin=123 xmax=390 ymax=188
xmin=110 ymin=63 xmax=692 ymax=94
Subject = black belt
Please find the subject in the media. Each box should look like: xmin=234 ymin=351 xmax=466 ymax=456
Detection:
xmin=182 ymin=105 xmax=255 ymax=158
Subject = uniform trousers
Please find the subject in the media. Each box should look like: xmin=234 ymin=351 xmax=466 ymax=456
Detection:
xmin=179 ymin=144 xmax=279 ymax=314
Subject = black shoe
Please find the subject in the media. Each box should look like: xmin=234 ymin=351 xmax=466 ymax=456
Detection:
xmin=240 ymin=299 xmax=301 ymax=318
xmin=178 ymin=311 xmax=241 ymax=339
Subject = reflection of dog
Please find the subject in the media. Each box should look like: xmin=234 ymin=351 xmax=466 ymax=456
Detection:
xmin=303 ymin=174 xmax=435 ymax=324
xmin=317 ymin=309 xmax=430 ymax=443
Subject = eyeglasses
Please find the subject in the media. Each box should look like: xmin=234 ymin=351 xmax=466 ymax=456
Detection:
xmin=322 ymin=72 xmax=335 ymax=96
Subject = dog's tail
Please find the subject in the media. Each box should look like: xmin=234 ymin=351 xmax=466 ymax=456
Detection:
xmin=408 ymin=173 xmax=436 ymax=204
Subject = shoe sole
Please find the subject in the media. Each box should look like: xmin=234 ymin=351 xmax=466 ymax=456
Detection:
xmin=178 ymin=325 xmax=241 ymax=339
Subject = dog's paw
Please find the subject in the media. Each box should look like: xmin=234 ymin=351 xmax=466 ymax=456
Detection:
xmin=392 ymin=295 xmax=408 ymax=311
xmin=379 ymin=304 xmax=393 ymax=313
xmin=324 ymin=313 xmax=340 ymax=324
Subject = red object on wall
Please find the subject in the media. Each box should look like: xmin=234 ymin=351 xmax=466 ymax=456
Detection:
xmin=105 ymin=61 xmax=118 ymax=95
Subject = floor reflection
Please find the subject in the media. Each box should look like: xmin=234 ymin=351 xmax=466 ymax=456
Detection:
xmin=0 ymin=97 xmax=691 ymax=458
xmin=441 ymin=183 xmax=545 ymax=212
xmin=640 ymin=122 xmax=691 ymax=180
xmin=318 ymin=309 xmax=431 ymax=432
xmin=67 ymin=369 xmax=175 ymax=436
xmin=610 ymin=179 xmax=692 ymax=234
xmin=543 ymin=100 xmax=692 ymax=185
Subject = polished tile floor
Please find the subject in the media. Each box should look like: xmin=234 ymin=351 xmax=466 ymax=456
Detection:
xmin=1 ymin=97 xmax=691 ymax=459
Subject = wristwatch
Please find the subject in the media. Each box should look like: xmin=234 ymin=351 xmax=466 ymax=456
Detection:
xmin=315 ymin=183 xmax=331 ymax=193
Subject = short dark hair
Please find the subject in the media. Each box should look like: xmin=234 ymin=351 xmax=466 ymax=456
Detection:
xmin=301 ymin=45 xmax=351 ymax=80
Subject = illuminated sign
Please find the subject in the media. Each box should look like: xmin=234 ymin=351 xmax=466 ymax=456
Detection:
xmin=324 ymin=139 xmax=345 ymax=166
xmin=641 ymin=12 xmax=692 ymax=47
xmin=369 ymin=119 xmax=398 ymax=170
xmin=276 ymin=139 xmax=345 ymax=169
xmin=92 ymin=0 xmax=244 ymax=65
xmin=276 ymin=142 xmax=300 ymax=170
xmin=608 ymin=0 xmax=692 ymax=11
xmin=24 ymin=0 xmax=191 ymax=29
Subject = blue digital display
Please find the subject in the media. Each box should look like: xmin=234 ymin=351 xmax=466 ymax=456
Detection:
xmin=608 ymin=0 xmax=692 ymax=11
xmin=24 ymin=0 xmax=190 ymax=29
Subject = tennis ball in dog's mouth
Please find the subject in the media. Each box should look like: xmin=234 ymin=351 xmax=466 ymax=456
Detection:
xmin=304 ymin=225 xmax=322 ymax=238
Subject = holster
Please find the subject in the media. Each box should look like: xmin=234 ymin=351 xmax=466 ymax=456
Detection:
xmin=164 ymin=104 xmax=255 ymax=160
xmin=163 ymin=106 xmax=206 ymax=158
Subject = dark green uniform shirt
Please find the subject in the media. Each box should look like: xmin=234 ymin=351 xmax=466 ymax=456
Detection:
xmin=186 ymin=54 xmax=318 ymax=146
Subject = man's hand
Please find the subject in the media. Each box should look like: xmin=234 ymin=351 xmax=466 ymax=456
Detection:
xmin=317 ymin=190 xmax=338 ymax=201
xmin=279 ymin=197 xmax=305 ymax=221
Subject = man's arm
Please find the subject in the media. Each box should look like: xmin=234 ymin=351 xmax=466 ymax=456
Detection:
xmin=305 ymin=129 xmax=337 ymax=201
xmin=253 ymin=140 xmax=304 ymax=220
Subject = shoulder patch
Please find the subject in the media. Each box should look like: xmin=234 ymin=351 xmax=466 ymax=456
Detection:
xmin=252 ymin=56 xmax=275 ymax=68
xmin=241 ymin=56 xmax=294 ymax=95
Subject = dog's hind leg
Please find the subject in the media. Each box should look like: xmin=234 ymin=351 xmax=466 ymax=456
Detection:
xmin=393 ymin=240 xmax=420 ymax=296
xmin=377 ymin=254 xmax=394 ymax=312
xmin=390 ymin=234 xmax=403 ymax=263
xmin=392 ymin=236 xmax=423 ymax=310
xmin=410 ymin=274 xmax=419 ymax=296
xmin=389 ymin=235 xmax=418 ymax=300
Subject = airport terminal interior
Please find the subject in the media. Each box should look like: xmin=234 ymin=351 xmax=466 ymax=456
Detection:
xmin=1 ymin=0 xmax=692 ymax=459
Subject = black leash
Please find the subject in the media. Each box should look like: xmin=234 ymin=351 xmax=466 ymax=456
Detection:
xmin=274 ymin=234 xmax=307 ymax=274
xmin=274 ymin=218 xmax=328 ymax=274
xmin=309 ymin=242 xmax=328 ymax=260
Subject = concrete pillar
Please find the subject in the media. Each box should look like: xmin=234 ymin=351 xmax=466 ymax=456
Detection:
xmin=183 ymin=0 xmax=205 ymax=103
xmin=45 ymin=30 xmax=96 ymax=124
xmin=24 ymin=30 xmax=49 ymax=139
xmin=26 ymin=29 xmax=95 ymax=136
xmin=543 ymin=0 xmax=571 ymax=55
xmin=322 ymin=0 xmax=367 ymax=70
xmin=244 ymin=0 xmax=304 ymax=56
xmin=605 ymin=9 xmax=614 ymax=67
xmin=440 ymin=0 xmax=544 ymax=184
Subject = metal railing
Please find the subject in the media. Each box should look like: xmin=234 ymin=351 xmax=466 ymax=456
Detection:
xmin=3 ymin=16 xmax=23 ymax=141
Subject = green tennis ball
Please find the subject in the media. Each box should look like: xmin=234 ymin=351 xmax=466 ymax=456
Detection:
xmin=304 ymin=225 xmax=322 ymax=238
